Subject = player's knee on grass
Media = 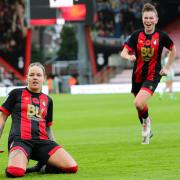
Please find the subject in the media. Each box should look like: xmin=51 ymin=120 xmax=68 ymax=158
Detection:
xmin=44 ymin=165 xmax=78 ymax=174
xmin=6 ymin=166 xmax=25 ymax=178
xmin=61 ymin=165 xmax=78 ymax=173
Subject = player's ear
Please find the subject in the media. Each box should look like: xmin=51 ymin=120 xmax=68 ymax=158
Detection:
xmin=155 ymin=16 xmax=158 ymax=24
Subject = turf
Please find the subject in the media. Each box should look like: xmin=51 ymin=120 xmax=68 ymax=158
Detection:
xmin=0 ymin=93 xmax=180 ymax=179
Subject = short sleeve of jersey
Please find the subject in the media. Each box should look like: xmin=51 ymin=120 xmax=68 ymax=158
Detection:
xmin=124 ymin=31 xmax=138 ymax=51
xmin=0 ymin=89 xmax=17 ymax=116
xmin=162 ymin=32 xmax=174 ymax=50
xmin=46 ymin=97 xmax=53 ymax=127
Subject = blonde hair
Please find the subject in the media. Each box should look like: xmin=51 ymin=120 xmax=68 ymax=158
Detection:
xmin=27 ymin=62 xmax=46 ymax=77
xmin=142 ymin=3 xmax=158 ymax=17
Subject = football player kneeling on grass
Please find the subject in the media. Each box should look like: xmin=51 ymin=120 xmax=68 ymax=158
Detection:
xmin=0 ymin=62 xmax=78 ymax=178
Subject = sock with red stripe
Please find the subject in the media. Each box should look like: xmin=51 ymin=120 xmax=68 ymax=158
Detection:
xmin=137 ymin=104 xmax=149 ymax=124
xmin=6 ymin=166 xmax=25 ymax=178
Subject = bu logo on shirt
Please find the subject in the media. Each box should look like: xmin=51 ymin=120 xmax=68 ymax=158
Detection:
xmin=141 ymin=47 xmax=154 ymax=61
xmin=27 ymin=104 xmax=44 ymax=119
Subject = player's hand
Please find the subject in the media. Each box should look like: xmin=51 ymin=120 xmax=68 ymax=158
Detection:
xmin=128 ymin=55 xmax=136 ymax=62
xmin=159 ymin=67 xmax=169 ymax=76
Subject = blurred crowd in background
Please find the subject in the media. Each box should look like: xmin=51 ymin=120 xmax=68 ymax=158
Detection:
xmin=94 ymin=0 xmax=151 ymax=38
xmin=0 ymin=0 xmax=27 ymax=55
xmin=0 ymin=0 xmax=27 ymax=86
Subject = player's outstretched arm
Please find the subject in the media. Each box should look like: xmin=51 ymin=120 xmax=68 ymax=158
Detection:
xmin=165 ymin=46 xmax=176 ymax=69
xmin=120 ymin=47 xmax=136 ymax=62
xmin=0 ymin=111 xmax=8 ymax=152
xmin=47 ymin=127 xmax=55 ymax=141
xmin=0 ymin=111 xmax=8 ymax=138
xmin=160 ymin=46 xmax=176 ymax=76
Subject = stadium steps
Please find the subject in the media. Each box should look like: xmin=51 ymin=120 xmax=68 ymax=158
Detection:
xmin=163 ymin=17 xmax=180 ymax=57
xmin=108 ymin=64 xmax=180 ymax=84
xmin=109 ymin=69 xmax=132 ymax=84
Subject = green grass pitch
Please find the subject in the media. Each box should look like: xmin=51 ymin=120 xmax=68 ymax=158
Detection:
xmin=0 ymin=93 xmax=180 ymax=179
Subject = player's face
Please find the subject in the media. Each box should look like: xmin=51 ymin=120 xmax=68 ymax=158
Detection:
xmin=27 ymin=66 xmax=45 ymax=93
xmin=142 ymin=11 xmax=158 ymax=34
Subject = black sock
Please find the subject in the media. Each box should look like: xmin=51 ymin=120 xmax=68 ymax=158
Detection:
xmin=44 ymin=165 xmax=60 ymax=174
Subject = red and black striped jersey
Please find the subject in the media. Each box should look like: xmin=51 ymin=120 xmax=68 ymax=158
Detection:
xmin=124 ymin=29 xmax=174 ymax=83
xmin=0 ymin=88 xmax=53 ymax=140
